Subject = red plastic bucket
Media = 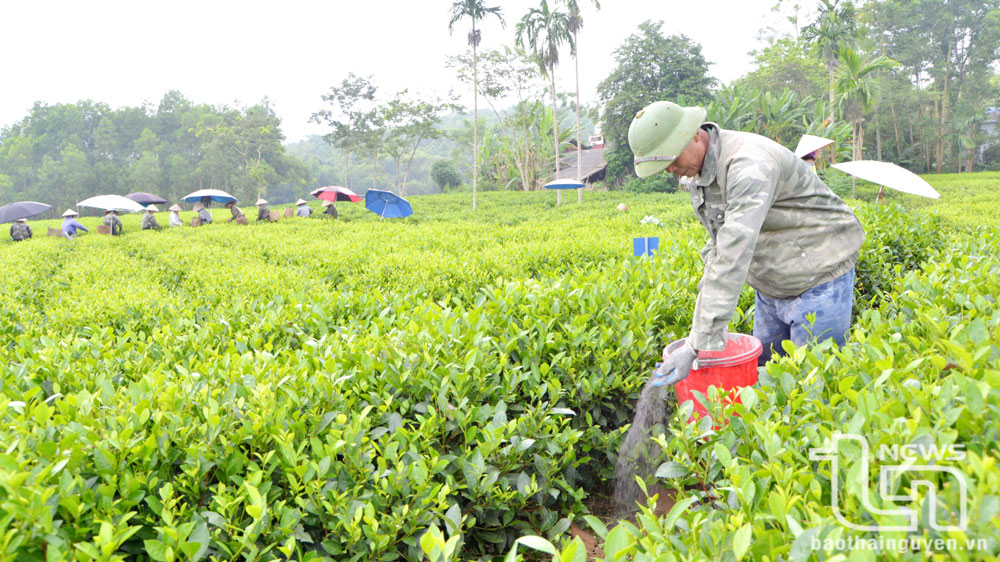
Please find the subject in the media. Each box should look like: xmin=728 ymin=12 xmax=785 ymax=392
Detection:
xmin=663 ymin=333 xmax=762 ymax=422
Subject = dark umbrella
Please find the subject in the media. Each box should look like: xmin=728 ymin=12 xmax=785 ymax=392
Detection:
xmin=364 ymin=189 xmax=413 ymax=220
xmin=124 ymin=192 xmax=168 ymax=207
xmin=311 ymin=186 xmax=362 ymax=203
xmin=0 ymin=201 xmax=52 ymax=224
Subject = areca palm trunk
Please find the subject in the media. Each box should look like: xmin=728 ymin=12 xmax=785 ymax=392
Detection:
xmin=472 ymin=27 xmax=479 ymax=210
xmin=574 ymin=28 xmax=582 ymax=204
xmin=550 ymin=66 xmax=560 ymax=205
xmin=828 ymin=61 xmax=836 ymax=124
xmin=344 ymin=151 xmax=350 ymax=188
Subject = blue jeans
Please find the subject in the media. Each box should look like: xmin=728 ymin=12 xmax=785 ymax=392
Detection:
xmin=753 ymin=267 xmax=855 ymax=365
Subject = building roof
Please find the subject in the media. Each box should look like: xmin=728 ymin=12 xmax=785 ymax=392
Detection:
xmin=556 ymin=147 xmax=607 ymax=183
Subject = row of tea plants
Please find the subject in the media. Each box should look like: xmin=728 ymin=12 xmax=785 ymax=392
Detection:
xmin=0 ymin=186 xmax=977 ymax=560
xmin=504 ymin=186 xmax=1000 ymax=561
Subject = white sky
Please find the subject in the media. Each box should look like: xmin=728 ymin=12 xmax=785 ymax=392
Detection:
xmin=2 ymin=0 xmax=787 ymax=143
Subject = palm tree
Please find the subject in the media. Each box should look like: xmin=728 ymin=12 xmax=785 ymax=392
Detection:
xmin=448 ymin=0 xmax=505 ymax=211
xmin=562 ymin=0 xmax=599 ymax=203
xmin=835 ymin=48 xmax=898 ymax=196
xmin=803 ymin=0 xmax=858 ymax=123
xmin=516 ymin=0 xmax=573 ymax=204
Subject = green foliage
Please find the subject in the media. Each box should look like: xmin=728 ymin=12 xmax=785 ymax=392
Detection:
xmin=740 ymin=38 xmax=828 ymax=101
xmin=0 ymin=94 xmax=310 ymax=212
xmin=449 ymin=46 xmax=578 ymax=191
xmin=852 ymin=203 xmax=947 ymax=314
xmin=501 ymin=173 xmax=997 ymax=560
xmin=707 ymin=85 xmax=814 ymax=147
xmin=621 ymin=174 xmax=677 ymax=194
xmin=548 ymin=228 xmax=1000 ymax=561
xmin=598 ymin=21 xmax=716 ymax=185
xmin=802 ymin=0 xmax=859 ymax=74
xmin=2 ymin=172 xmax=998 ymax=560
xmin=479 ymin=102 xmax=572 ymax=190
xmin=0 ymin=191 xmax=697 ymax=559
xmin=431 ymin=160 xmax=464 ymax=191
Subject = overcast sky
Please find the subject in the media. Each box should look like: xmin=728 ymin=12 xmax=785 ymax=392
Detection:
xmin=3 ymin=0 xmax=790 ymax=143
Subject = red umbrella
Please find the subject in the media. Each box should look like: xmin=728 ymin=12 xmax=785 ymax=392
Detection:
xmin=311 ymin=186 xmax=362 ymax=203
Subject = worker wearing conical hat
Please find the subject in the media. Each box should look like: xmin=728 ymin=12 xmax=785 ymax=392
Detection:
xmin=61 ymin=209 xmax=88 ymax=238
xmin=168 ymin=204 xmax=183 ymax=227
xmin=255 ymin=198 xmax=271 ymax=221
xmin=9 ymin=218 xmax=32 ymax=241
xmin=193 ymin=203 xmax=212 ymax=224
xmin=295 ymin=198 xmax=312 ymax=218
xmin=225 ymin=201 xmax=245 ymax=224
xmin=629 ymin=101 xmax=864 ymax=380
xmin=141 ymin=205 xmax=161 ymax=230
xmin=321 ymin=199 xmax=338 ymax=219
xmin=794 ymin=134 xmax=834 ymax=171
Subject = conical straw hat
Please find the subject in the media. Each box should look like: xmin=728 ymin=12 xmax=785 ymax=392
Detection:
xmin=256 ymin=198 xmax=268 ymax=205
xmin=794 ymin=134 xmax=834 ymax=158
xmin=295 ymin=198 xmax=307 ymax=205
xmin=168 ymin=204 xmax=182 ymax=212
xmin=62 ymin=209 xmax=78 ymax=217
xmin=147 ymin=204 xmax=159 ymax=212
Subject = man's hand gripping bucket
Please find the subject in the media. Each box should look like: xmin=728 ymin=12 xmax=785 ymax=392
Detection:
xmin=651 ymin=333 xmax=762 ymax=423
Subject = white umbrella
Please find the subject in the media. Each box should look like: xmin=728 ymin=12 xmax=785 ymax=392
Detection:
xmin=794 ymin=135 xmax=834 ymax=158
xmin=831 ymin=161 xmax=941 ymax=199
xmin=77 ymin=194 xmax=146 ymax=212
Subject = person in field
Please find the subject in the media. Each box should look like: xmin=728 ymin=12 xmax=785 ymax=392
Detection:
xmin=103 ymin=209 xmax=123 ymax=236
xmin=322 ymin=199 xmax=338 ymax=219
xmin=61 ymin=209 xmax=88 ymax=238
xmin=628 ymin=101 xmax=864 ymax=382
xmin=141 ymin=205 xmax=161 ymax=230
xmin=193 ymin=203 xmax=213 ymax=224
xmin=225 ymin=201 xmax=245 ymax=223
xmin=295 ymin=199 xmax=313 ymax=217
xmin=256 ymin=198 xmax=271 ymax=221
xmin=9 ymin=218 xmax=32 ymax=241
xmin=168 ymin=204 xmax=183 ymax=227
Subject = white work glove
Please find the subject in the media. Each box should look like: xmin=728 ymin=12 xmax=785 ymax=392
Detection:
xmin=651 ymin=341 xmax=699 ymax=387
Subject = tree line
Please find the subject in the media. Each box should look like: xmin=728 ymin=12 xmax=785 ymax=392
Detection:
xmin=3 ymin=0 xmax=997 ymax=211
xmin=599 ymin=0 xmax=1000 ymax=190
xmin=0 ymin=92 xmax=311 ymax=214
xmin=310 ymin=0 xmax=998 ymax=203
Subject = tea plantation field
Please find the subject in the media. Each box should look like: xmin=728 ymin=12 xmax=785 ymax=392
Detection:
xmin=1 ymin=175 xmax=997 ymax=562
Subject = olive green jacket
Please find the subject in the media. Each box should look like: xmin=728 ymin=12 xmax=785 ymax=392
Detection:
xmin=687 ymin=124 xmax=865 ymax=351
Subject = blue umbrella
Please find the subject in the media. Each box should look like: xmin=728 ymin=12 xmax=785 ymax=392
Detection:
xmin=544 ymin=179 xmax=585 ymax=206
xmin=365 ymin=189 xmax=413 ymax=219
xmin=181 ymin=189 xmax=237 ymax=205
xmin=0 ymin=201 xmax=51 ymax=223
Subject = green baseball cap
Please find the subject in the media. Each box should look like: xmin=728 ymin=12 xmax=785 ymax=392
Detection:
xmin=628 ymin=101 xmax=707 ymax=178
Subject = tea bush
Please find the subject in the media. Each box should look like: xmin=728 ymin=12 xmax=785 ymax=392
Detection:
xmin=0 ymin=175 xmax=994 ymax=560
xmin=544 ymin=228 xmax=1000 ymax=562
xmin=505 ymin=180 xmax=1000 ymax=561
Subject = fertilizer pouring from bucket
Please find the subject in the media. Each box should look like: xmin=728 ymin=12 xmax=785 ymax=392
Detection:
xmin=652 ymin=333 xmax=762 ymax=421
